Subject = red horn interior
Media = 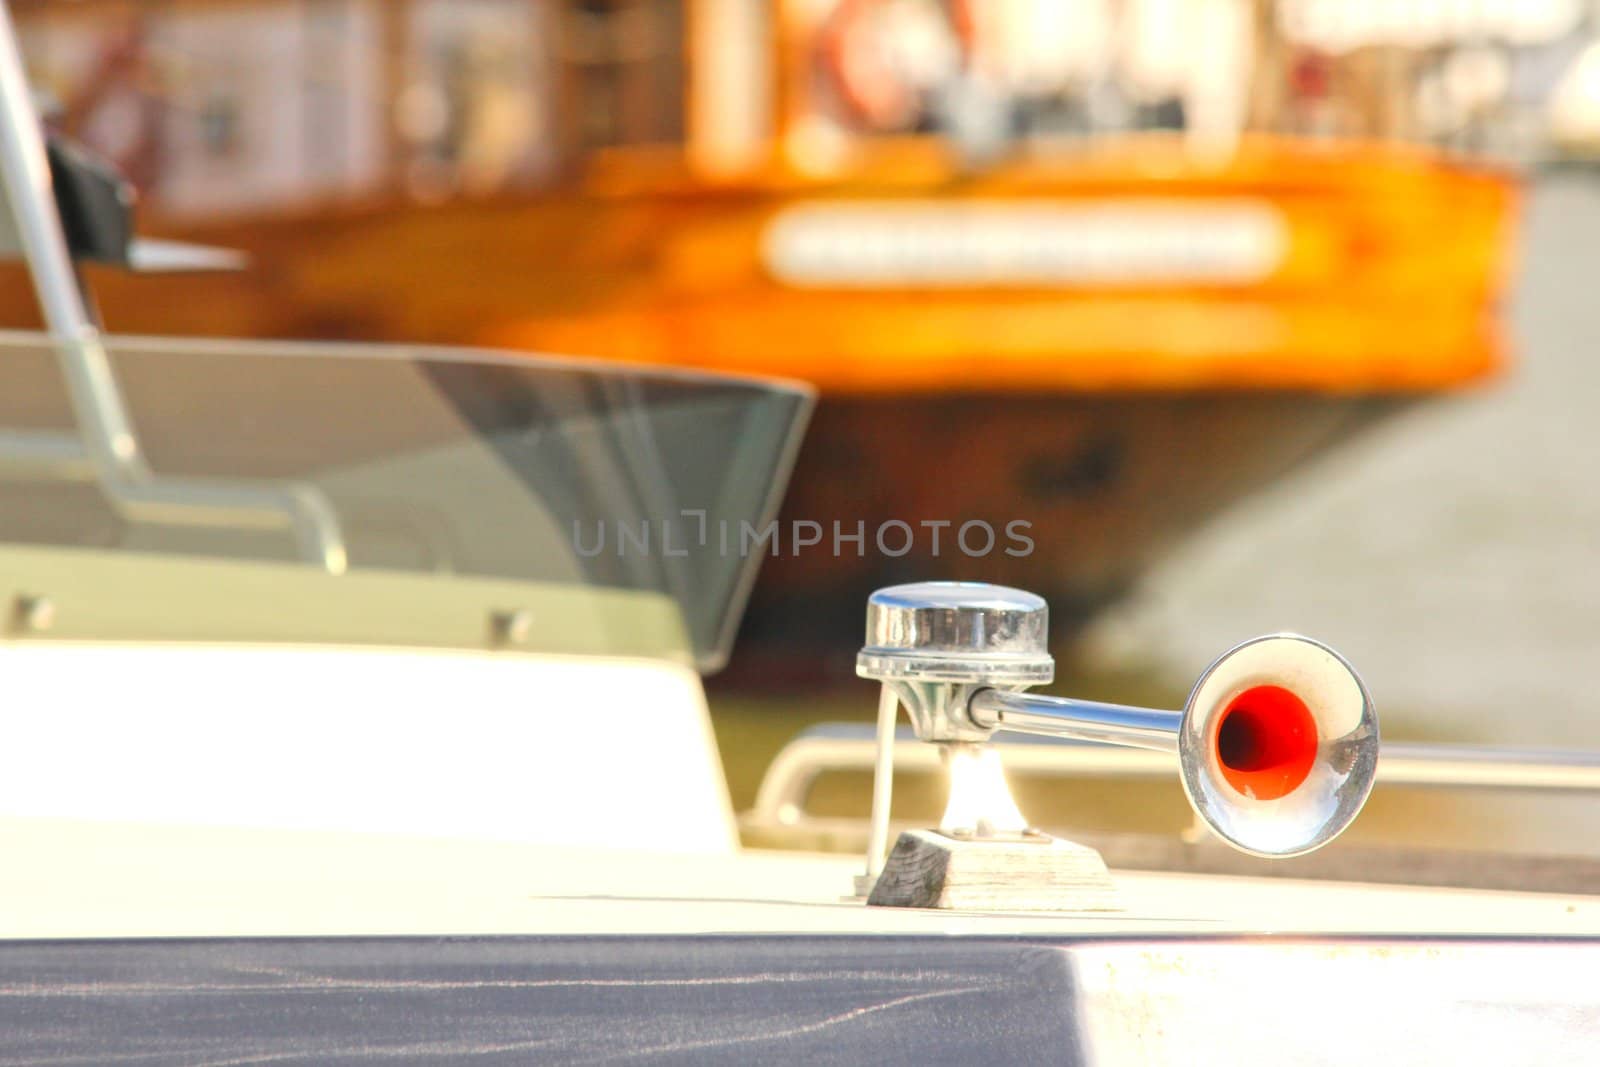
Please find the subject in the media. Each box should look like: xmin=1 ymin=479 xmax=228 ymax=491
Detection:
xmin=1214 ymin=685 xmax=1318 ymax=801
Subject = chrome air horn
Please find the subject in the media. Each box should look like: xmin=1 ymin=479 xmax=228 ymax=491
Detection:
xmin=856 ymin=582 xmax=1379 ymax=906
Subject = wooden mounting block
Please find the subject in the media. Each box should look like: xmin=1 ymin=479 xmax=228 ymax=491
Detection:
xmin=867 ymin=829 xmax=1120 ymax=912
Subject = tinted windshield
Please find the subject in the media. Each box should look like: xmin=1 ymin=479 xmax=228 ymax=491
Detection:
xmin=0 ymin=332 xmax=811 ymax=670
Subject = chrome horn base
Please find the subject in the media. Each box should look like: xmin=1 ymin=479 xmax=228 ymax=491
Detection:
xmin=857 ymin=581 xmax=1054 ymax=743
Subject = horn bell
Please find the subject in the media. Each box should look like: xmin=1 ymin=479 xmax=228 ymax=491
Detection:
xmin=1177 ymin=634 xmax=1379 ymax=858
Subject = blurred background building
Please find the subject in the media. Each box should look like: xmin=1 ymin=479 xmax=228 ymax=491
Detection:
xmin=13 ymin=0 xmax=1600 ymax=210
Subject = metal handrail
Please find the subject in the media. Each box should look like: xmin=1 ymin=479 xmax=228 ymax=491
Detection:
xmin=0 ymin=5 xmax=345 ymax=573
xmin=745 ymin=722 xmax=1600 ymax=831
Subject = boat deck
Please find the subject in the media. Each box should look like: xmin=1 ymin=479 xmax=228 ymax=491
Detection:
xmin=5 ymin=816 xmax=1597 ymax=940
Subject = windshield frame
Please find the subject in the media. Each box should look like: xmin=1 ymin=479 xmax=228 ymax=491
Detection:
xmin=0 ymin=328 xmax=814 ymax=671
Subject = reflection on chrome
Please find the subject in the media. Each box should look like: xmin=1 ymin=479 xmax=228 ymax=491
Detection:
xmin=938 ymin=742 xmax=1029 ymax=838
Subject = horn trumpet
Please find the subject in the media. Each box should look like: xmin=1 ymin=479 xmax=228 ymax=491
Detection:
xmin=857 ymin=582 xmax=1379 ymax=863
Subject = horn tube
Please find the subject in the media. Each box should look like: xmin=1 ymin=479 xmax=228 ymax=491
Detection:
xmin=967 ymin=634 xmax=1379 ymax=857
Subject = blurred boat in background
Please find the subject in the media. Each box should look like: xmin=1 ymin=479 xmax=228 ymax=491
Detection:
xmin=1 ymin=0 xmax=1549 ymax=676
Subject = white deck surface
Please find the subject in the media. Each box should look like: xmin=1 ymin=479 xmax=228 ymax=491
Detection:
xmin=5 ymin=816 xmax=1599 ymax=940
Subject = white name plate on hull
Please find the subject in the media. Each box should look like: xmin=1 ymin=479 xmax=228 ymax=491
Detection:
xmin=763 ymin=199 xmax=1287 ymax=288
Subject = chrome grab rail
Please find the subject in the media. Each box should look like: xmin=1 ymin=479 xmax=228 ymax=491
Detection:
xmin=0 ymin=5 xmax=345 ymax=573
xmin=745 ymin=723 xmax=1600 ymax=832
xmin=0 ymin=429 xmax=94 ymax=481
xmin=970 ymin=688 xmax=1182 ymax=752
